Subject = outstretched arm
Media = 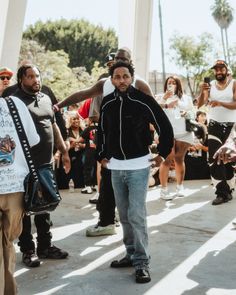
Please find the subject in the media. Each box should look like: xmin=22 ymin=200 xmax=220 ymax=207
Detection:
xmin=54 ymin=79 xmax=106 ymax=110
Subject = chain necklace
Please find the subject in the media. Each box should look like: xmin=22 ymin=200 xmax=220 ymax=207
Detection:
xmin=215 ymin=78 xmax=230 ymax=90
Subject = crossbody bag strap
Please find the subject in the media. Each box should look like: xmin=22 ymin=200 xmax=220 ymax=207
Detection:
xmin=5 ymin=97 xmax=38 ymax=181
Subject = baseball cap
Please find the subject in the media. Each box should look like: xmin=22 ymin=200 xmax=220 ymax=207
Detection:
xmin=104 ymin=53 xmax=115 ymax=66
xmin=211 ymin=60 xmax=228 ymax=69
xmin=0 ymin=67 xmax=13 ymax=77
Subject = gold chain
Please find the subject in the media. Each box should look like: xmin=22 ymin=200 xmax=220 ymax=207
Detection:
xmin=215 ymin=78 xmax=229 ymax=90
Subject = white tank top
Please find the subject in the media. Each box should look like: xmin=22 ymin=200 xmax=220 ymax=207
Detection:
xmin=209 ymin=79 xmax=236 ymax=122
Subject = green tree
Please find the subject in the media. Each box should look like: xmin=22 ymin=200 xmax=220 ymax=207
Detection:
xmin=23 ymin=19 xmax=118 ymax=72
xmin=19 ymin=39 xmax=103 ymax=100
xmin=169 ymin=33 xmax=213 ymax=97
xmin=211 ymin=0 xmax=234 ymax=64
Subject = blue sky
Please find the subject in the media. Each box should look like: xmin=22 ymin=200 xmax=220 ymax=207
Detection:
xmin=24 ymin=0 xmax=236 ymax=74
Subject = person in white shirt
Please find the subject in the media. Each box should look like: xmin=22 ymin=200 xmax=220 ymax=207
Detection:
xmin=0 ymin=96 xmax=39 ymax=295
xmin=198 ymin=60 xmax=236 ymax=205
xmin=156 ymin=75 xmax=194 ymax=200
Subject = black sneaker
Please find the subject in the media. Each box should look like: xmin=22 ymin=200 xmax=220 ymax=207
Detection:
xmin=135 ymin=269 xmax=151 ymax=283
xmin=212 ymin=196 xmax=227 ymax=205
xmin=22 ymin=250 xmax=41 ymax=267
xmin=37 ymin=245 xmax=69 ymax=259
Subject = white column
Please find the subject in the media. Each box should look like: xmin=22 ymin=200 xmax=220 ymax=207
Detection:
xmin=0 ymin=0 xmax=28 ymax=74
xmin=118 ymin=0 xmax=153 ymax=80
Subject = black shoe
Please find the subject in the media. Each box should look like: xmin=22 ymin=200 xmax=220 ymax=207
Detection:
xmin=135 ymin=269 xmax=151 ymax=283
xmin=212 ymin=196 xmax=228 ymax=205
xmin=37 ymin=245 xmax=69 ymax=259
xmin=110 ymin=257 xmax=132 ymax=268
xmin=22 ymin=250 xmax=41 ymax=267
xmin=89 ymin=192 xmax=99 ymax=204
xmin=89 ymin=198 xmax=98 ymax=204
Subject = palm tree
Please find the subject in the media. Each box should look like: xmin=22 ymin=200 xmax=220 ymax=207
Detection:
xmin=211 ymin=0 xmax=234 ymax=64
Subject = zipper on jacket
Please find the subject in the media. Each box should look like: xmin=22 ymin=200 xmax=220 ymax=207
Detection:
xmin=119 ymin=96 xmax=126 ymax=159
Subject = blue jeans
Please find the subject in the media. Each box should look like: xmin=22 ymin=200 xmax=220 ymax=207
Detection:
xmin=111 ymin=167 xmax=150 ymax=270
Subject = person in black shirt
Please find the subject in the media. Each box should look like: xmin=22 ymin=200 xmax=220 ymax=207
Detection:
xmin=11 ymin=64 xmax=70 ymax=267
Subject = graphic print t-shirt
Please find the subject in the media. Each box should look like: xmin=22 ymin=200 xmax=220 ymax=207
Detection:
xmin=0 ymin=97 xmax=39 ymax=194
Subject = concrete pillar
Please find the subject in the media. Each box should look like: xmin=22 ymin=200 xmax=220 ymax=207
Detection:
xmin=0 ymin=0 xmax=28 ymax=74
xmin=118 ymin=0 xmax=153 ymax=80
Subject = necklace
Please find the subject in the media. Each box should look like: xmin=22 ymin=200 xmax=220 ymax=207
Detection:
xmin=215 ymin=78 xmax=230 ymax=90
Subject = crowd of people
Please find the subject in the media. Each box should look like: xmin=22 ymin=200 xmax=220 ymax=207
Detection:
xmin=0 ymin=49 xmax=236 ymax=293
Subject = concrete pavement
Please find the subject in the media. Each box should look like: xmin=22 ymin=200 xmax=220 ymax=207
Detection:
xmin=15 ymin=179 xmax=236 ymax=295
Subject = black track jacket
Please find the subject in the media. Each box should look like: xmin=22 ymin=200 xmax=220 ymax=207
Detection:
xmin=97 ymin=86 xmax=174 ymax=162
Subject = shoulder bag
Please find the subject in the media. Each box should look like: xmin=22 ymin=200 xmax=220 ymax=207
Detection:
xmin=6 ymin=97 xmax=61 ymax=215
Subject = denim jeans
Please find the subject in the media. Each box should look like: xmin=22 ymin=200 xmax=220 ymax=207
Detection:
xmin=111 ymin=167 xmax=150 ymax=270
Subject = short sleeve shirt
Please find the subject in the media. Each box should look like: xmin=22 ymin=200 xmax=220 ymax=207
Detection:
xmin=14 ymin=89 xmax=55 ymax=167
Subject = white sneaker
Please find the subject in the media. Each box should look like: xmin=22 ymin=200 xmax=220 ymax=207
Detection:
xmin=81 ymin=186 xmax=93 ymax=194
xmin=86 ymin=224 xmax=116 ymax=237
xmin=176 ymin=184 xmax=185 ymax=197
xmin=160 ymin=187 xmax=174 ymax=200
xmin=89 ymin=192 xmax=99 ymax=204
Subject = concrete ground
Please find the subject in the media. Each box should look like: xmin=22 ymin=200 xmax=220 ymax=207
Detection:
xmin=15 ymin=179 xmax=236 ymax=295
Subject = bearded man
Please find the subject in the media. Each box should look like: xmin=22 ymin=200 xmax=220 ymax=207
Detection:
xmin=198 ymin=60 xmax=236 ymax=205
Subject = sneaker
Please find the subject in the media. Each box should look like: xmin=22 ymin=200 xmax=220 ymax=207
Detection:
xmin=212 ymin=192 xmax=233 ymax=205
xmin=22 ymin=250 xmax=41 ymax=267
xmin=37 ymin=245 xmax=69 ymax=259
xmin=135 ymin=269 xmax=151 ymax=283
xmin=89 ymin=192 xmax=99 ymax=204
xmin=81 ymin=186 xmax=93 ymax=194
xmin=212 ymin=196 xmax=227 ymax=205
xmin=86 ymin=224 xmax=116 ymax=237
xmin=175 ymin=184 xmax=185 ymax=197
xmin=160 ymin=187 xmax=173 ymax=200
xmin=110 ymin=257 xmax=132 ymax=268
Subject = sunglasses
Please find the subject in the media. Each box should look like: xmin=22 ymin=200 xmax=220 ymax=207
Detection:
xmin=0 ymin=76 xmax=11 ymax=81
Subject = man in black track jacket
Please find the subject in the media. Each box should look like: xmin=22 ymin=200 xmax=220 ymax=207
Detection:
xmin=97 ymin=61 xmax=173 ymax=284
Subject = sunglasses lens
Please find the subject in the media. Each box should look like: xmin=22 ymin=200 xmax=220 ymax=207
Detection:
xmin=0 ymin=76 xmax=10 ymax=80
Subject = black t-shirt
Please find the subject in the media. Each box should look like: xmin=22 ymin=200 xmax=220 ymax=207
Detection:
xmin=2 ymin=84 xmax=67 ymax=140
xmin=13 ymin=88 xmax=55 ymax=167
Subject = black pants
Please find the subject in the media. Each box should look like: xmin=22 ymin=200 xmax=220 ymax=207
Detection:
xmin=208 ymin=120 xmax=235 ymax=199
xmin=82 ymin=148 xmax=97 ymax=186
xmin=18 ymin=213 xmax=52 ymax=253
xmin=55 ymin=149 xmax=84 ymax=189
xmin=96 ymin=167 xmax=116 ymax=226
